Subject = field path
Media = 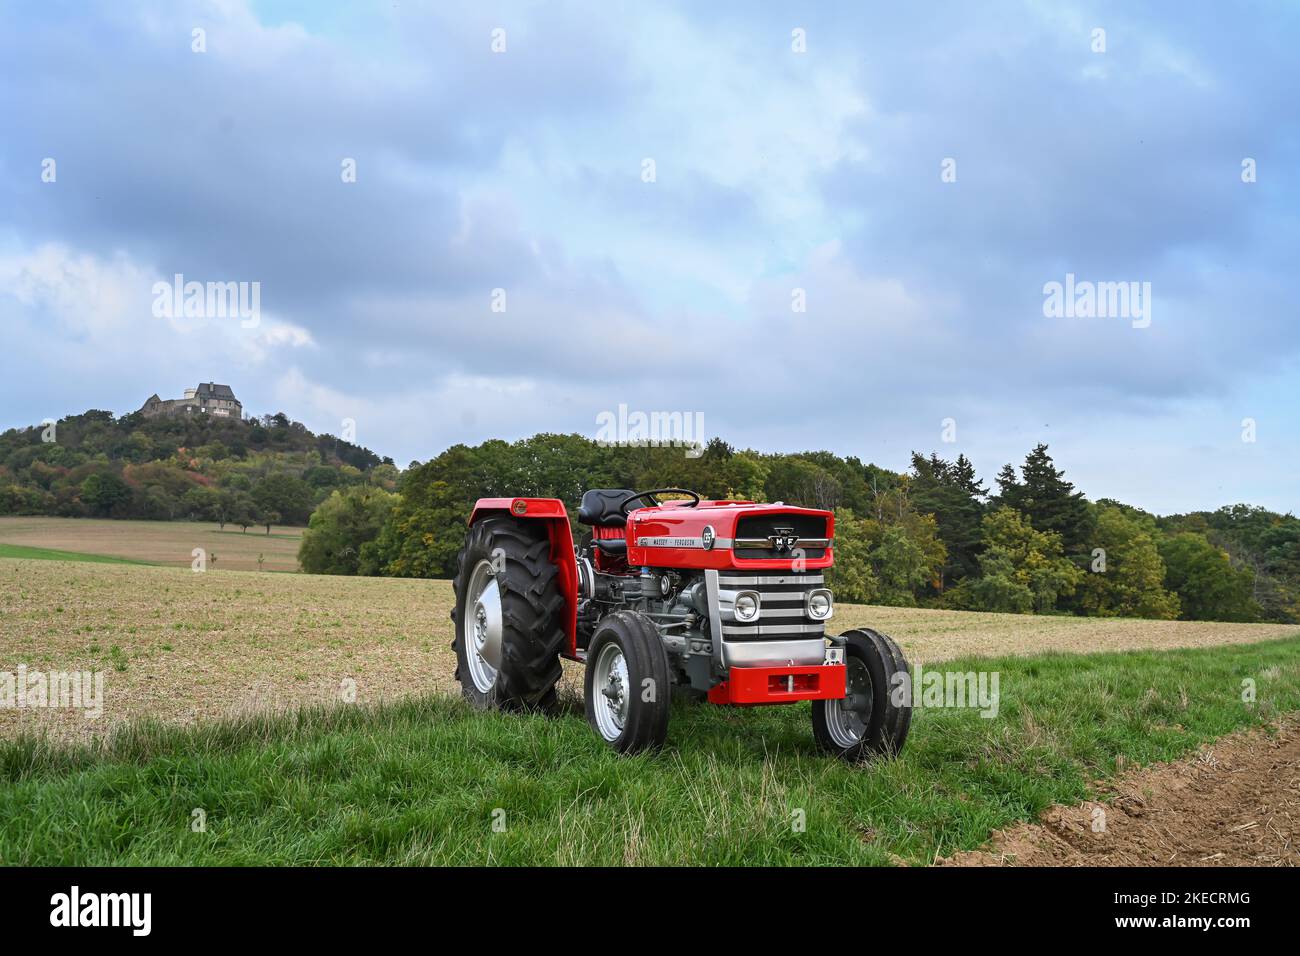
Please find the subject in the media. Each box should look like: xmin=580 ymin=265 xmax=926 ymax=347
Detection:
xmin=940 ymin=718 xmax=1300 ymax=866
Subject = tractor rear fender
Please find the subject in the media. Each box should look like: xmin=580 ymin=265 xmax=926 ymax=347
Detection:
xmin=469 ymin=498 xmax=580 ymax=660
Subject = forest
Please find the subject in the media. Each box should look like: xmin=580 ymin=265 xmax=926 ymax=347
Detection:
xmin=296 ymin=433 xmax=1300 ymax=625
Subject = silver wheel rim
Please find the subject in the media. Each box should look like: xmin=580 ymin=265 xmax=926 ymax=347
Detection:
xmin=591 ymin=641 xmax=630 ymax=741
xmin=825 ymin=657 xmax=871 ymax=748
xmin=465 ymin=559 xmax=502 ymax=693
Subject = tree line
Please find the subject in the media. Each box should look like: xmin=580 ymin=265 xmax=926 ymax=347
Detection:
xmin=298 ymin=434 xmax=1299 ymax=625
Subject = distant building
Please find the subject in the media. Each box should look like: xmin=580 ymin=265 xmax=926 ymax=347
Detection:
xmin=140 ymin=383 xmax=243 ymax=420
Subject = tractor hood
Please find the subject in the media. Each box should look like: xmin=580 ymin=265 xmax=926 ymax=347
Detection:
xmin=625 ymin=500 xmax=834 ymax=571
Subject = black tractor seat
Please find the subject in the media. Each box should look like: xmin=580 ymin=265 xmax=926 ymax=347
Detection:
xmin=580 ymin=488 xmax=634 ymax=558
xmin=578 ymin=488 xmax=635 ymax=528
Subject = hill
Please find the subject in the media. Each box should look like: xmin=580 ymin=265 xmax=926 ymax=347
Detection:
xmin=0 ymin=408 xmax=395 ymax=527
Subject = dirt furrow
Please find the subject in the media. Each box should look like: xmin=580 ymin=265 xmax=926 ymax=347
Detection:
xmin=940 ymin=719 xmax=1300 ymax=866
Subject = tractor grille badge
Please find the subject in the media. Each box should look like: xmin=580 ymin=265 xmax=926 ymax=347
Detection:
xmin=768 ymin=527 xmax=799 ymax=553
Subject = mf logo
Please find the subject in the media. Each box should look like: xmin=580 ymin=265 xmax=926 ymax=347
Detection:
xmin=768 ymin=527 xmax=799 ymax=553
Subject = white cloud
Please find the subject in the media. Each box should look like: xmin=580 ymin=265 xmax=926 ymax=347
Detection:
xmin=0 ymin=243 xmax=318 ymax=376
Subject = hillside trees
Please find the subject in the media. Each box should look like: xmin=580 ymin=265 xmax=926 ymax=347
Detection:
xmin=872 ymin=520 xmax=942 ymax=606
xmin=252 ymin=473 xmax=314 ymax=525
xmin=827 ymin=505 xmax=944 ymax=606
xmin=80 ymin=472 xmax=131 ymax=515
xmin=0 ymin=408 xmax=388 ymax=525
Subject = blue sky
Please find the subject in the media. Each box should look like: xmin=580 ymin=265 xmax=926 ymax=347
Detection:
xmin=1 ymin=0 xmax=1296 ymax=514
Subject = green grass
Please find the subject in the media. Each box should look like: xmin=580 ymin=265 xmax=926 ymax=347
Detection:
xmin=0 ymin=543 xmax=152 ymax=565
xmin=2 ymin=637 xmax=1298 ymax=866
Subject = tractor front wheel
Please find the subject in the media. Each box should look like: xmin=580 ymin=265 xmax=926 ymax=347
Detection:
xmin=584 ymin=612 xmax=671 ymax=754
xmin=812 ymin=628 xmax=912 ymax=761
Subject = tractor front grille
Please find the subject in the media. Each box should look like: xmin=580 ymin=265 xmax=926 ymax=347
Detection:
xmin=732 ymin=514 xmax=830 ymax=560
xmin=716 ymin=571 xmax=826 ymax=642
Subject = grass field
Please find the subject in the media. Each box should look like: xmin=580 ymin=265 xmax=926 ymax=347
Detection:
xmin=0 ymin=516 xmax=302 ymax=572
xmin=0 ymin=543 xmax=149 ymax=565
xmin=2 ymin=637 xmax=1297 ymax=865
xmin=3 ymin=559 xmax=1296 ymax=743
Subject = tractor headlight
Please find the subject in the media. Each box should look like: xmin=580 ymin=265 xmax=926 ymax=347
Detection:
xmin=733 ymin=590 xmax=761 ymax=622
xmin=806 ymin=588 xmax=833 ymax=621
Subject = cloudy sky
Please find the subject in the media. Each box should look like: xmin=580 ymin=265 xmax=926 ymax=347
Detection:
xmin=1 ymin=0 xmax=1296 ymax=514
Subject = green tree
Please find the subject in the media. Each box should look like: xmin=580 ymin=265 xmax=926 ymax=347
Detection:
xmin=764 ymin=458 xmax=842 ymax=511
xmin=962 ymin=507 xmax=1083 ymax=613
xmin=1159 ymin=532 xmax=1260 ymax=622
xmin=373 ymin=477 xmax=468 ymax=578
xmin=1077 ymin=504 xmax=1180 ymax=619
xmin=871 ymin=524 xmax=932 ymax=606
xmin=181 ymin=485 xmax=221 ymax=522
xmin=994 ymin=444 xmax=1094 ymax=557
xmin=828 ymin=508 xmax=879 ymax=604
xmin=230 ymin=492 xmax=257 ymax=533
xmin=909 ymin=451 xmax=986 ymax=588
xmin=252 ymin=473 xmax=313 ymax=525
xmin=212 ymin=489 xmax=238 ymax=530
xmin=299 ymin=486 xmax=399 ymax=575
xmin=80 ymin=472 xmax=131 ymax=515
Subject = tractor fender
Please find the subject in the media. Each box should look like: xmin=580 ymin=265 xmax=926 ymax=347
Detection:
xmin=469 ymin=498 xmax=580 ymax=660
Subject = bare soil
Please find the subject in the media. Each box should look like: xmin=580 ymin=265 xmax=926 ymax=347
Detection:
xmin=940 ymin=719 xmax=1300 ymax=866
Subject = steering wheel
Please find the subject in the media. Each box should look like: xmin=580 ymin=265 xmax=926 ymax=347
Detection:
xmin=619 ymin=488 xmax=702 ymax=516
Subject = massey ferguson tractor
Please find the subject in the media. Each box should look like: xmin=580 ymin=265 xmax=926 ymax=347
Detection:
xmin=451 ymin=488 xmax=912 ymax=760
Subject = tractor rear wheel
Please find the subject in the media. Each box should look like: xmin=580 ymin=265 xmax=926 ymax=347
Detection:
xmin=812 ymin=628 xmax=912 ymax=761
xmin=451 ymin=515 xmax=565 ymax=712
xmin=584 ymin=611 xmax=671 ymax=754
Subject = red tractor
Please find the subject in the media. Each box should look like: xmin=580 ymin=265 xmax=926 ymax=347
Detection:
xmin=451 ymin=488 xmax=912 ymax=760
